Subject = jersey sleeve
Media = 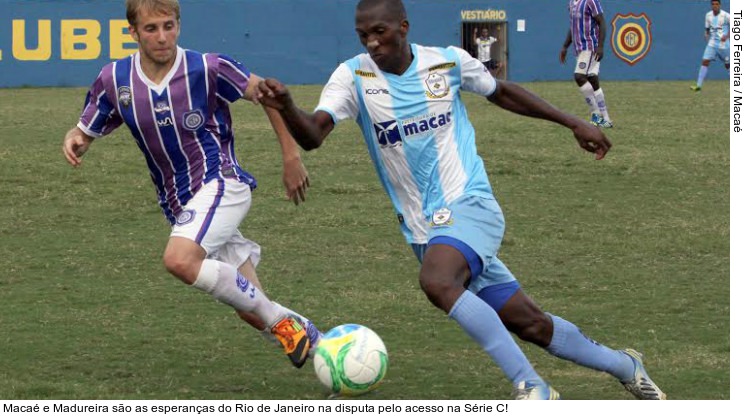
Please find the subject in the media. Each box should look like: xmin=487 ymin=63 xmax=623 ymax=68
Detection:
xmin=214 ymin=54 xmax=251 ymax=103
xmin=77 ymin=69 xmax=122 ymax=138
xmin=453 ymin=47 xmax=497 ymax=97
xmin=314 ymin=64 xmax=359 ymax=124
xmin=589 ymin=0 xmax=603 ymax=17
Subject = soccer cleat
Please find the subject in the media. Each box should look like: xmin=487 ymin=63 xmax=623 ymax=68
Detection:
xmin=270 ymin=315 xmax=310 ymax=368
xmin=590 ymin=113 xmax=602 ymax=126
xmin=620 ymin=349 xmax=667 ymax=400
xmin=597 ymin=118 xmax=614 ymax=128
xmin=690 ymin=85 xmax=701 ymax=92
xmin=512 ymin=381 xmax=561 ymax=400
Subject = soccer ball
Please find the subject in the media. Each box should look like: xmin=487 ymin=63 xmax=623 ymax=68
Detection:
xmin=313 ymin=324 xmax=388 ymax=396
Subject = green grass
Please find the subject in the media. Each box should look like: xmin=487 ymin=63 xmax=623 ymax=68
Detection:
xmin=0 ymin=81 xmax=729 ymax=400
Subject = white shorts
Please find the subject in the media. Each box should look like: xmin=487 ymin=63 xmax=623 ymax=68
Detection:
xmin=170 ymin=178 xmax=261 ymax=269
xmin=574 ymin=50 xmax=601 ymax=76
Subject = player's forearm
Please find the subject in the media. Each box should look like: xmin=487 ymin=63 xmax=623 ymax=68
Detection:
xmin=562 ymin=30 xmax=572 ymax=49
xmin=264 ymin=106 xmax=302 ymax=163
xmin=597 ymin=16 xmax=606 ymax=46
xmin=488 ymin=81 xmax=580 ymax=130
xmin=278 ymin=104 xmax=325 ymax=151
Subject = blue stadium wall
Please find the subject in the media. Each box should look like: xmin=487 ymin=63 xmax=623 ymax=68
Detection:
xmin=0 ymin=0 xmax=730 ymax=87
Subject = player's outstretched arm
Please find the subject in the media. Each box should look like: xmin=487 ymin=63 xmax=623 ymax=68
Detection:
xmin=487 ymin=80 xmax=611 ymax=160
xmin=264 ymin=105 xmax=310 ymax=205
xmin=245 ymin=73 xmax=310 ymax=205
xmin=62 ymin=126 xmax=94 ymax=167
xmin=256 ymin=78 xmax=335 ymax=151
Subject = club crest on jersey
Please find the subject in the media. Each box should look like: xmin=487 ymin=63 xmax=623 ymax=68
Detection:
xmin=425 ymin=72 xmax=449 ymax=99
xmin=431 ymin=208 xmax=453 ymax=227
xmin=183 ymin=109 xmax=204 ymax=131
xmin=175 ymin=209 xmax=196 ymax=226
xmin=117 ymin=86 xmax=132 ymax=107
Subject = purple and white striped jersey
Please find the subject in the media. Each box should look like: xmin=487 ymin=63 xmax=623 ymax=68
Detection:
xmin=568 ymin=0 xmax=604 ymax=55
xmin=77 ymin=47 xmax=256 ymax=225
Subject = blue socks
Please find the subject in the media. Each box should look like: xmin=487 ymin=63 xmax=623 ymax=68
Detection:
xmin=449 ymin=291 xmax=541 ymax=385
xmin=546 ymin=313 xmax=634 ymax=382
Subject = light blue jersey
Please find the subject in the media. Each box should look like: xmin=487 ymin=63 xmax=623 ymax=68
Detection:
xmin=316 ymin=44 xmax=497 ymax=244
xmin=706 ymin=9 xmax=730 ymax=49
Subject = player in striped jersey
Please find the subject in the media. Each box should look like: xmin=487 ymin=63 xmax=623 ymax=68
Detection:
xmin=691 ymin=0 xmax=731 ymax=91
xmin=257 ymin=0 xmax=665 ymax=400
xmin=560 ymin=0 xmax=613 ymax=128
xmin=62 ymin=0 xmax=319 ymax=369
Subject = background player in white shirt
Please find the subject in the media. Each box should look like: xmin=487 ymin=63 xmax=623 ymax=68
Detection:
xmin=257 ymin=0 xmax=665 ymax=400
xmin=691 ymin=0 xmax=730 ymax=91
xmin=473 ymin=27 xmax=500 ymax=77
xmin=62 ymin=0 xmax=319 ymax=369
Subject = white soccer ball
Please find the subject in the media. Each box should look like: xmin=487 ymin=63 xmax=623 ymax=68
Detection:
xmin=313 ymin=323 xmax=388 ymax=396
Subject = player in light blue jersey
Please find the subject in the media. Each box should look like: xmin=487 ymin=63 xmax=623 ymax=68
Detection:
xmin=691 ymin=0 xmax=731 ymax=91
xmin=62 ymin=0 xmax=320 ymax=369
xmin=257 ymin=0 xmax=665 ymax=400
xmin=560 ymin=0 xmax=613 ymax=128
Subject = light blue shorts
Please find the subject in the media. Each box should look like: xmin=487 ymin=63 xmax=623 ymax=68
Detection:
xmin=410 ymin=194 xmax=519 ymax=308
xmin=703 ymin=45 xmax=730 ymax=64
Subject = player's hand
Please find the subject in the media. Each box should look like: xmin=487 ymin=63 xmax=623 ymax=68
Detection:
xmin=559 ymin=48 xmax=567 ymax=64
xmin=282 ymin=157 xmax=310 ymax=205
xmin=571 ymin=120 xmax=612 ymax=160
xmin=62 ymin=127 xmax=93 ymax=167
xmin=594 ymin=46 xmax=604 ymax=62
xmin=256 ymin=78 xmax=292 ymax=111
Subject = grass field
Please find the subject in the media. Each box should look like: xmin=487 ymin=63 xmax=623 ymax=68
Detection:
xmin=0 ymin=80 xmax=729 ymax=400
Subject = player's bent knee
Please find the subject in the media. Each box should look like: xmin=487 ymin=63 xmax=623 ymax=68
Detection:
xmin=514 ymin=313 xmax=552 ymax=347
xmin=418 ymin=272 xmax=459 ymax=310
xmin=162 ymin=252 xmax=200 ymax=285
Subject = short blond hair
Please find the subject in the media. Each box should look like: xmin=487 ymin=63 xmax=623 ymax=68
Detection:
xmin=126 ymin=0 xmax=180 ymax=26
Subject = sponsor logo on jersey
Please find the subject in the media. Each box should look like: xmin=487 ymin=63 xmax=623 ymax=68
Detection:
xmin=425 ymin=72 xmax=449 ymax=99
xmin=157 ymin=117 xmax=174 ymax=127
xmin=373 ymin=120 xmax=403 ymax=148
xmin=365 ymin=88 xmax=389 ymax=95
xmin=430 ymin=208 xmax=453 ymax=227
xmin=183 ymin=109 xmax=205 ymax=130
xmin=428 ymin=61 xmax=456 ymax=72
xmin=355 ymin=69 xmax=377 ymax=78
xmin=401 ymin=111 xmax=452 ymax=138
xmin=117 ymin=86 xmax=131 ymax=107
xmin=611 ymin=13 xmax=652 ymax=66
xmin=154 ymin=101 xmax=171 ymax=113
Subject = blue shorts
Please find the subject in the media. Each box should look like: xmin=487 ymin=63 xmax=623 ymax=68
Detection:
xmin=703 ymin=45 xmax=730 ymax=64
xmin=410 ymin=194 xmax=520 ymax=310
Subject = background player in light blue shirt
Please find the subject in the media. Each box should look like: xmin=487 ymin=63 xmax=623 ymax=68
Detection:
xmin=257 ymin=0 xmax=666 ymax=400
xmin=691 ymin=0 xmax=731 ymax=91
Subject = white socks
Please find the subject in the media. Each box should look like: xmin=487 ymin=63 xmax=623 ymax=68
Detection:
xmin=579 ymin=82 xmax=600 ymax=115
xmin=594 ymin=88 xmax=611 ymax=121
xmin=192 ymin=259 xmax=282 ymax=327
